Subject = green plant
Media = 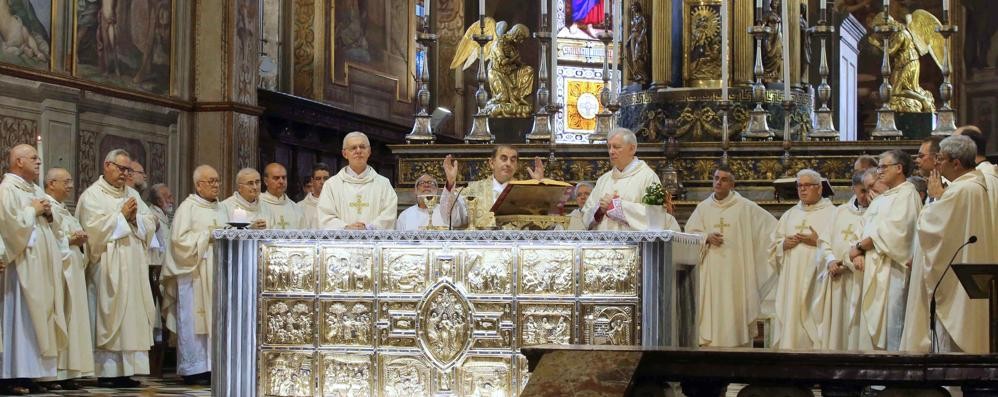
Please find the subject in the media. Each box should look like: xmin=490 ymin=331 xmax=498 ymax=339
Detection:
xmin=642 ymin=183 xmax=665 ymax=205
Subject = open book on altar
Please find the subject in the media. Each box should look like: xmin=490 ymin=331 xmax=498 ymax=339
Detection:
xmin=490 ymin=179 xmax=572 ymax=215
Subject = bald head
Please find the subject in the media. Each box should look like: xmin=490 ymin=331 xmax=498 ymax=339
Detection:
xmin=44 ymin=167 xmax=74 ymax=202
xmin=193 ymin=165 xmax=220 ymax=201
xmin=263 ymin=163 xmax=288 ymax=197
xmin=7 ymin=144 xmax=41 ymax=181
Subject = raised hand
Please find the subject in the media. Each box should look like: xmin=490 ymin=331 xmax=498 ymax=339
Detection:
xmin=526 ymin=156 xmax=545 ymax=180
xmin=927 ymin=169 xmax=945 ymax=199
xmin=443 ymin=155 xmax=460 ymax=189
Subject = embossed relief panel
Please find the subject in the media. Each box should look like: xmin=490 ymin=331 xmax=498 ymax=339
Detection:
xmin=262 ymin=245 xmax=317 ymax=294
xmin=582 ymin=304 xmax=638 ymax=346
xmin=259 ymin=350 xmax=315 ymax=397
xmin=379 ymin=354 xmax=434 ymax=397
xmin=460 ymin=247 xmax=514 ymax=296
xmin=377 ymin=300 xmax=419 ymax=349
xmin=518 ymin=303 xmax=576 ymax=347
xmin=321 ymin=246 xmax=375 ymax=294
xmin=518 ymin=247 xmax=576 ymax=296
xmin=469 ymin=301 xmax=514 ymax=350
xmin=319 ymin=353 xmax=375 ymax=396
xmin=457 ymin=356 xmax=514 ymax=397
xmin=262 ymin=298 xmax=316 ymax=346
xmin=431 ymin=251 xmax=461 ymax=281
xmin=580 ymin=247 xmax=640 ymax=297
xmin=416 ymin=281 xmax=474 ymax=369
xmin=381 ymin=247 xmax=432 ymax=294
xmin=319 ymin=300 xmax=374 ymax=347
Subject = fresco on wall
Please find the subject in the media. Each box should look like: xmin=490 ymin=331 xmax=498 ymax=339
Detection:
xmin=332 ymin=0 xmax=411 ymax=99
xmin=74 ymin=0 xmax=172 ymax=95
xmin=0 ymin=0 xmax=51 ymax=69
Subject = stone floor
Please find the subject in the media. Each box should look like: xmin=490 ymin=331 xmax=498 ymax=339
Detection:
xmin=0 ymin=377 xmax=210 ymax=397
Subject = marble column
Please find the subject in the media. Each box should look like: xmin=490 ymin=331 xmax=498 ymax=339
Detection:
xmin=650 ymin=0 xmax=672 ymax=89
xmin=192 ymin=0 xmax=262 ymax=191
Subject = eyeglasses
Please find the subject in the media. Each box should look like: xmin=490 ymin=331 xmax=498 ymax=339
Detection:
xmin=876 ymin=162 xmax=900 ymax=171
xmin=107 ymin=162 xmax=134 ymax=175
xmin=797 ymin=183 xmax=820 ymax=189
xmin=198 ymin=178 xmax=221 ymax=186
xmin=239 ymin=180 xmax=262 ymax=186
xmin=416 ymin=180 xmax=438 ymax=187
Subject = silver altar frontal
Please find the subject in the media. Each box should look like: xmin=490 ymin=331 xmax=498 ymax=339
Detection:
xmin=211 ymin=230 xmax=703 ymax=397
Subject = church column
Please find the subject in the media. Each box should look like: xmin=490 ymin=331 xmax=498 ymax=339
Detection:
xmin=192 ymin=0 xmax=262 ymax=191
xmin=650 ymin=0 xmax=672 ymax=89
xmin=734 ymin=0 xmax=755 ymax=84
xmin=789 ymin=0 xmax=801 ymax=86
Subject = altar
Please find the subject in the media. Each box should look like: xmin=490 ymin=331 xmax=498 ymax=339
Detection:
xmin=210 ymin=229 xmax=702 ymax=396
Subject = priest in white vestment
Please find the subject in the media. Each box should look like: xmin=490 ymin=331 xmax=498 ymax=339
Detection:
xmin=297 ymin=163 xmax=330 ymax=229
xmin=581 ymin=128 xmax=680 ymax=231
xmin=43 ymin=168 xmax=94 ymax=388
xmin=146 ymin=183 xmax=174 ymax=343
xmin=220 ymin=168 xmax=269 ymax=229
xmin=76 ymin=149 xmax=157 ymax=388
xmin=850 ymin=150 xmax=922 ymax=351
xmin=260 ymin=163 xmax=304 ymax=229
xmin=164 ymin=165 xmax=227 ymax=385
xmin=0 ymin=144 xmax=66 ymax=394
xmin=319 ymin=131 xmax=398 ymax=230
xmin=955 ymin=126 xmax=998 ymax=208
xmin=397 ymin=174 xmax=466 ymax=230
xmin=440 ymin=146 xmax=545 ymax=229
xmin=686 ymin=165 xmax=777 ymax=347
xmin=917 ymin=136 xmax=997 ymax=353
xmin=566 ymin=182 xmax=593 ymax=230
xmin=811 ymin=171 xmax=869 ymax=351
xmin=769 ymin=169 xmax=836 ymax=350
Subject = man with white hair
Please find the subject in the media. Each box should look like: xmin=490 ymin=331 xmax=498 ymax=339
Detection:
xmin=914 ymin=135 xmax=996 ymax=353
xmin=260 ymin=163 xmax=303 ymax=229
xmin=566 ymin=181 xmax=593 ymax=230
xmin=319 ymin=131 xmax=398 ymax=229
xmin=43 ymin=168 xmax=94 ymax=389
xmin=0 ymin=144 xmax=65 ymax=394
xmin=769 ymin=169 xmax=836 ymax=349
xmin=163 ymin=165 xmax=227 ymax=385
xmin=581 ymin=128 xmax=679 ymax=231
xmin=850 ymin=150 xmax=921 ymax=351
xmin=396 ymin=174 xmax=467 ymax=230
xmin=220 ymin=168 xmax=268 ymax=229
xmin=76 ymin=149 xmax=157 ymax=387
xmin=298 ymin=163 xmax=330 ymax=229
xmin=686 ymin=164 xmax=777 ymax=347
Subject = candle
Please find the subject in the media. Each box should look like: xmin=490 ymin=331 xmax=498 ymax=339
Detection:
xmin=942 ymin=0 xmax=949 ymax=12
xmin=756 ymin=0 xmax=762 ymax=8
xmin=232 ymin=208 xmax=248 ymax=224
xmin=782 ymin=0 xmax=791 ymax=100
xmin=721 ymin=0 xmax=729 ymax=101
xmin=820 ymin=0 xmax=826 ymax=10
xmin=541 ymin=0 xmax=547 ymax=15
xmin=426 ymin=0 xmax=430 ymax=18
xmin=883 ymin=0 xmax=889 ymax=8
xmin=479 ymin=0 xmax=485 ymax=15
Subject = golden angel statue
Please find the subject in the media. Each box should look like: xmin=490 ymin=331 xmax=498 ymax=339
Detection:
xmin=869 ymin=10 xmax=945 ymax=113
xmin=451 ymin=17 xmax=535 ymax=118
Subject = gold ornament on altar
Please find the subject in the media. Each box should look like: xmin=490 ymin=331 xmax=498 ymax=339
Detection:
xmin=762 ymin=0 xmax=784 ymax=83
xmin=868 ymin=10 xmax=945 ymax=113
xmin=684 ymin=4 xmax=722 ymax=86
xmin=451 ymin=17 xmax=535 ymax=118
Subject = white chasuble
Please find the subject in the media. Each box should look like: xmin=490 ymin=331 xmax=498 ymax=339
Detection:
xmin=297 ymin=193 xmax=320 ymax=229
xmin=685 ymin=191 xmax=777 ymax=347
xmin=165 ymin=194 xmax=226 ymax=374
xmin=46 ymin=194 xmax=95 ymax=378
xmin=811 ymin=197 xmax=865 ymax=351
xmin=769 ymin=198 xmax=835 ymax=349
xmin=0 ymin=173 xmax=65 ymax=378
xmin=859 ymin=181 xmax=921 ymax=351
xmin=396 ymin=203 xmax=463 ymax=231
xmin=581 ymin=159 xmax=680 ymax=231
xmin=259 ymin=191 xmax=303 ymax=230
xmin=76 ymin=176 xmax=157 ymax=376
xmin=566 ymin=208 xmax=585 ymax=230
xmin=917 ymin=171 xmax=997 ymax=353
xmin=221 ymin=192 xmax=270 ymax=225
xmin=449 ymin=177 xmax=505 ymax=229
xmin=318 ymin=166 xmax=398 ymax=230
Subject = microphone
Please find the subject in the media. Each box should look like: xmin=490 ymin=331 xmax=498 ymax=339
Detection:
xmin=930 ymin=235 xmax=977 ymax=352
xmin=446 ymin=186 xmax=466 ymax=231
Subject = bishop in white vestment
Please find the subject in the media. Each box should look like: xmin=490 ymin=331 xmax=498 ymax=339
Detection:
xmin=164 ymin=165 xmax=227 ymax=384
xmin=0 ymin=145 xmax=65 ymax=385
xmin=769 ymin=170 xmax=836 ymax=350
xmin=260 ymin=163 xmax=304 ymax=229
xmin=76 ymin=149 xmax=157 ymax=386
xmin=44 ymin=168 xmax=95 ymax=383
xmin=319 ymin=132 xmax=398 ymax=230
xmin=686 ymin=166 xmax=777 ymax=347
xmin=581 ymin=129 xmax=680 ymax=231
xmin=852 ymin=150 xmax=921 ymax=351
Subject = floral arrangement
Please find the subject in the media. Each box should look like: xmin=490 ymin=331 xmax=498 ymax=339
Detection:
xmin=641 ymin=183 xmax=665 ymax=205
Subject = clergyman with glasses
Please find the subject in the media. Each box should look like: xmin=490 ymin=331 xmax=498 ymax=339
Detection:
xmin=220 ymin=168 xmax=268 ymax=230
xmin=395 ymin=174 xmax=467 ymax=231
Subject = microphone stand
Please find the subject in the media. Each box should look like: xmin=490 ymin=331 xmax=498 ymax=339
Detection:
xmin=930 ymin=236 xmax=978 ymax=352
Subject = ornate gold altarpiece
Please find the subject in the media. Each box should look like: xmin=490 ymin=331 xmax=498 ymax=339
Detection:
xmin=211 ymin=230 xmax=702 ymax=396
